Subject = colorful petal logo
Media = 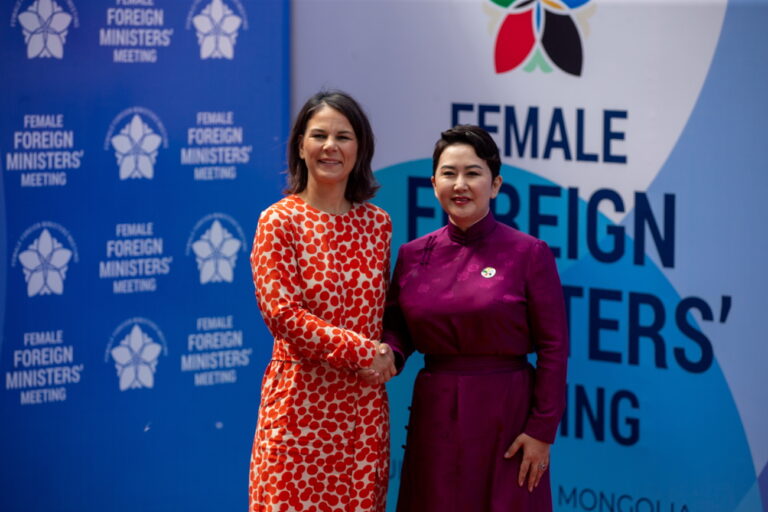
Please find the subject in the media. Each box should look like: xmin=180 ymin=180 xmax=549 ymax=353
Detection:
xmin=17 ymin=0 xmax=73 ymax=59
xmin=192 ymin=0 xmax=242 ymax=59
xmin=490 ymin=0 xmax=594 ymax=76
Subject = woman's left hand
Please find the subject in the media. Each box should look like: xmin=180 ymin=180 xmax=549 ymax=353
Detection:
xmin=504 ymin=433 xmax=550 ymax=492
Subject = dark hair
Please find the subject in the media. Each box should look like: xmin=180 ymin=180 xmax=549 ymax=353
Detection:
xmin=432 ymin=124 xmax=501 ymax=178
xmin=285 ymin=90 xmax=379 ymax=203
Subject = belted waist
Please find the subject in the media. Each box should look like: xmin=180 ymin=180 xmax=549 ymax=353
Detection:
xmin=424 ymin=354 xmax=528 ymax=374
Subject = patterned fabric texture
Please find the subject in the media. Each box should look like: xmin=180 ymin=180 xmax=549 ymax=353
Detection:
xmin=249 ymin=195 xmax=392 ymax=512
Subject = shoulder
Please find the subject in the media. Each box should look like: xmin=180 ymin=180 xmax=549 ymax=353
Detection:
xmin=257 ymin=196 xmax=300 ymax=232
xmin=397 ymin=226 xmax=447 ymax=257
xmin=356 ymin=202 xmax=391 ymax=227
xmin=493 ymin=221 xmax=548 ymax=252
xmin=259 ymin=195 xmax=301 ymax=220
xmin=491 ymin=223 xmax=557 ymax=278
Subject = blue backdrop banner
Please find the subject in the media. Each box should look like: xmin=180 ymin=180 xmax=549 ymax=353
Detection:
xmin=0 ymin=1 xmax=289 ymax=510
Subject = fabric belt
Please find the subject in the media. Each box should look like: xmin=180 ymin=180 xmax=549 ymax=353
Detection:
xmin=424 ymin=354 xmax=528 ymax=374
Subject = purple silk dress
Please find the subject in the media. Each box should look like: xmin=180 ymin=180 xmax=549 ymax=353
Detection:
xmin=383 ymin=212 xmax=568 ymax=512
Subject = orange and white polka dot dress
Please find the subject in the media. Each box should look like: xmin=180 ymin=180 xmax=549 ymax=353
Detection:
xmin=249 ymin=194 xmax=392 ymax=512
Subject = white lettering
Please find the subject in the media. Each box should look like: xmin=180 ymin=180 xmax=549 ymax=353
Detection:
xmin=23 ymin=331 xmax=64 ymax=346
xmin=115 ymin=222 xmax=154 ymax=237
xmin=23 ymin=114 xmax=64 ymax=129
xmin=13 ymin=346 xmax=74 ymax=368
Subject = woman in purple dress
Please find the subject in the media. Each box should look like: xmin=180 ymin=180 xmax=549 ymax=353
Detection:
xmin=382 ymin=125 xmax=568 ymax=511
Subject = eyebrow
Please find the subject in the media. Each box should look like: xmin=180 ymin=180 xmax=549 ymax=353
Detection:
xmin=439 ymin=163 xmax=483 ymax=170
xmin=308 ymin=128 xmax=355 ymax=136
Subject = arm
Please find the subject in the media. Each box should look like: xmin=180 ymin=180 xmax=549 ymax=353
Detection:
xmin=250 ymin=207 xmax=377 ymax=371
xmin=506 ymin=239 xmax=568 ymax=491
xmin=358 ymin=216 xmax=397 ymax=383
xmin=381 ymin=248 xmax=416 ymax=373
xmin=522 ymin=239 xmax=569 ymax=444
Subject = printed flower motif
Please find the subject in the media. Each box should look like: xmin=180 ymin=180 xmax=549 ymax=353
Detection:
xmin=18 ymin=0 xmax=73 ymax=59
xmin=192 ymin=220 xmax=241 ymax=284
xmin=490 ymin=0 xmax=592 ymax=76
xmin=110 ymin=114 xmax=162 ymax=180
xmin=18 ymin=229 xmax=73 ymax=297
xmin=193 ymin=0 xmax=243 ymax=59
xmin=111 ymin=324 xmax=162 ymax=391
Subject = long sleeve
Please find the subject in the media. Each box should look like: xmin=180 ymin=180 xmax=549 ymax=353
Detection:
xmin=250 ymin=207 xmax=378 ymax=371
xmin=382 ymin=248 xmax=415 ymax=373
xmin=523 ymin=240 xmax=569 ymax=444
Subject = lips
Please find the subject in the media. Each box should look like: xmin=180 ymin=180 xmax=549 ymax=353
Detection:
xmin=318 ymin=158 xmax=341 ymax=165
xmin=452 ymin=196 xmax=470 ymax=205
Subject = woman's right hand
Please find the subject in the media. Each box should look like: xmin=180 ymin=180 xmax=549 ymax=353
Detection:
xmin=358 ymin=343 xmax=396 ymax=384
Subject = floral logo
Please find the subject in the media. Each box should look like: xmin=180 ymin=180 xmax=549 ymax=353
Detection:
xmin=110 ymin=114 xmax=162 ymax=180
xmin=18 ymin=0 xmax=73 ymax=59
xmin=110 ymin=324 xmax=162 ymax=391
xmin=489 ymin=0 xmax=594 ymax=76
xmin=192 ymin=219 xmax=242 ymax=283
xmin=18 ymin=228 xmax=73 ymax=297
xmin=192 ymin=0 xmax=242 ymax=60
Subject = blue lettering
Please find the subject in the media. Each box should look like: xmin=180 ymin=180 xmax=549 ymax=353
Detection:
xmin=478 ymin=104 xmax=500 ymax=135
xmin=562 ymin=285 xmax=583 ymax=358
xmin=674 ymin=298 xmax=714 ymax=373
xmin=491 ymin=183 xmax=520 ymax=230
xmin=450 ymin=103 xmax=474 ymax=127
xmin=628 ymin=292 xmax=667 ymax=368
xmin=636 ymin=497 xmax=655 ymax=512
xmin=560 ymin=384 xmax=641 ymax=446
xmin=405 ymin=177 xmax=675 ymax=269
xmin=611 ymin=390 xmax=640 ymax=446
xmin=604 ymin=110 xmax=628 ymax=163
xmin=565 ymin=286 xmax=715 ymax=375
xmin=452 ymin=102 xmax=628 ymax=163
xmin=599 ymin=491 xmax=616 ymax=512
xmin=529 ymin=185 xmax=562 ymax=257
xmin=568 ymin=187 xmax=580 ymax=259
xmin=580 ymin=488 xmax=598 ymax=511
xmin=587 ymin=189 xmax=625 ymax=263
xmin=504 ymin=105 xmax=539 ymax=159
xmin=576 ymin=385 xmax=605 ymax=442
xmin=589 ymin=288 xmax=623 ymax=363
xmin=407 ymin=176 xmax=435 ymax=242
xmin=634 ymin=193 xmax=675 ymax=268
xmin=577 ymin=108 xmax=599 ymax=162
xmin=558 ymin=486 xmax=578 ymax=507
xmin=543 ymin=107 xmax=572 ymax=160
xmin=618 ymin=495 xmax=634 ymax=512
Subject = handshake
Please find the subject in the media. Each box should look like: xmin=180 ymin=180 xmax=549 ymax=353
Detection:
xmin=358 ymin=343 xmax=396 ymax=385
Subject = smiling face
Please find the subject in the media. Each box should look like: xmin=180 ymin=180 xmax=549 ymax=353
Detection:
xmin=432 ymin=143 xmax=503 ymax=231
xmin=298 ymin=105 xmax=358 ymax=194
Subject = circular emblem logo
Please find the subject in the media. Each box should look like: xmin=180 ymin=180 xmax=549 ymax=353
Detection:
xmin=481 ymin=267 xmax=496 ymax=278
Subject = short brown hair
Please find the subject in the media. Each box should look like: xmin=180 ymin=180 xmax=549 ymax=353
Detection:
xmin=285 ymin=90 xmax=379 ymax=203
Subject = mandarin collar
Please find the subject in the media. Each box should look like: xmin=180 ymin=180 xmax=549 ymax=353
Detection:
xmin=446 ymin=211 xmax=497 ymax=245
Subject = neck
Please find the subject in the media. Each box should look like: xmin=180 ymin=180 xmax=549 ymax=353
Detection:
xmin=449 ymin=209 xmax=490 ymax=232
xmin=299 ymin=183 xmax=351 ymax=215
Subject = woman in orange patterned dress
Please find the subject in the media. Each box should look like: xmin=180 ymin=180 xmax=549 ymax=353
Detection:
xmin=249 ymin=91 xmax=396 ymax=511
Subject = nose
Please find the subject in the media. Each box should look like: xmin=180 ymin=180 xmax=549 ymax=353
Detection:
xmin=453 ymin=174 xmax=468 ymax=191
xmin=323 ymin=137 xmax=339 ymax=152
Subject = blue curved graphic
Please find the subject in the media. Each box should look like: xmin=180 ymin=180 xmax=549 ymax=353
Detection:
xmin=374 ymin=159 xmax=757 ymax=511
